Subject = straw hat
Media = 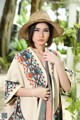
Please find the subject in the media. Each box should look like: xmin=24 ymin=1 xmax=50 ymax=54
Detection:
xmin=19 ymin=10 xmax=64 ymax=40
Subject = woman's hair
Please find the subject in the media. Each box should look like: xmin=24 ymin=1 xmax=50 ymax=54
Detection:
xmin=27 ymin=22 xmax=54 ymax=48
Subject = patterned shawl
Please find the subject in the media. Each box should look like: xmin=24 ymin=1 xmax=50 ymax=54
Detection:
xmin=5 ymin=47 xmax=72 ymax=120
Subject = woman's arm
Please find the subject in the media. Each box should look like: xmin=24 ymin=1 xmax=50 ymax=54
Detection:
xmin=43 ymin=50 xmax=71 ymax=92
xmin=15 ymin=87 xmax=50 ymax=101
xmin=54 ymin=60 xmax=71 ymax=92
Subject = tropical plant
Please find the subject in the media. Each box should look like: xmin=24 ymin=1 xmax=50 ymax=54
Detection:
xmin=0 ymin=57 xmax=10 ymax=73
xmin=66 ymin=97 xmax=80 ymax=120
xmin=54 ymin=27 xmax=77 ymax=47
xmin=8 ymin=38 xmax=28 ymax=61
xmin=65 ymin=24 xmax=80 ymax=120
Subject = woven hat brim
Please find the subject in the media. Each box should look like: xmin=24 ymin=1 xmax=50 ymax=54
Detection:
xmin=19 ymin=19 xmax=64 ymax=40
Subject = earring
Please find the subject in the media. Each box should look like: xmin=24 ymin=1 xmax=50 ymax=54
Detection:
xmin=45 ymin=43 xmax=48 ymax=46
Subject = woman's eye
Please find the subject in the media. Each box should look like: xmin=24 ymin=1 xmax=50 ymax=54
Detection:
xmin=44 ymin=29 xmax=49 ymax=32
xmin=34 ymin=29 xmax=39 ymax=31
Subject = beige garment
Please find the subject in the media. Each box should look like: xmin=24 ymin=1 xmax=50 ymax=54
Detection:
xmin=5 ymin=47 xmax=71 ymax=120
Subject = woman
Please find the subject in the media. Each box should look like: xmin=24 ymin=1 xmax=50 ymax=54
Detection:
xmin=5 ymin=10 xmax=71 ymax=120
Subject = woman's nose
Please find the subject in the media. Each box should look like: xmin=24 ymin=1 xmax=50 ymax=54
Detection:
xmin=39 ymin=31 xmax=44 ymax=37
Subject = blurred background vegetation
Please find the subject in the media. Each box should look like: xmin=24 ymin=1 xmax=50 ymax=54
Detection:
xmin=0 ymin=0 xmax=80 ymax=70
xmin=0 ymin=0 xmax=80 ymax=119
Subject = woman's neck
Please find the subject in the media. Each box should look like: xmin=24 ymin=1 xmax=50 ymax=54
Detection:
xmin=33 ymin=45 xmax=45 ymax=52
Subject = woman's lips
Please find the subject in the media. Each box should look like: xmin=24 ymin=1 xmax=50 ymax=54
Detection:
xmin=38 ymin=39 xmax=44 ymax=41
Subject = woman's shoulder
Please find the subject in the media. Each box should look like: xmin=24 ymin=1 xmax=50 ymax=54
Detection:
xmin=15 ymin=47 xmax=30 ymax=57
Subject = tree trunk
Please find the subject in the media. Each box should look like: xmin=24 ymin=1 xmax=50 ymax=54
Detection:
xmin=0 ymin=0 xmax=17 ymax=58
xmin=31 ymin=0 xmax=44 ymax=14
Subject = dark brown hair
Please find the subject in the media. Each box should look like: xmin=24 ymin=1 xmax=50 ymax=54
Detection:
xmin=27 ymin=22 xmax=54 ymax=48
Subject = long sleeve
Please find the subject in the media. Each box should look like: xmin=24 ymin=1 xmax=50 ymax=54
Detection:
xmin=5 ymin=58 xmax=24 ymax=104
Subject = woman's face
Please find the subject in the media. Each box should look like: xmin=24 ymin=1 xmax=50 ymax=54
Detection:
xmin=32 ymin=22 xmax=50 ymax=47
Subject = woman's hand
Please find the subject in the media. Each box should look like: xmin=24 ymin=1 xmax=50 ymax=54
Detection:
xmin=33 ymin=87 xmax=50 ymax=101
xmin=43 ymin=50 xmax=60 ymax=64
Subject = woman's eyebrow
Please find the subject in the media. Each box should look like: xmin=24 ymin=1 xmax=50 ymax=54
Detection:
xmin=35 ymin=27 xmax=49 ymax=29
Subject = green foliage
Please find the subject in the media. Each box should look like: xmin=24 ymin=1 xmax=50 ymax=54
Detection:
xmin=0 ymin=57 xmax=10 ymax=73
xmin=54 ymin=27 xmax=77 ymax=47
xmin=72 ymin=46 xmax=80 ymax=63
xmin=59 ymin=20 xmax=68 ymax=28
xmin=65 ymin=24 xmax=80 ymax=120
xmin=10 ymin=38 xmax=27 ymax=51
xmin=57 ymin=48 xmax=67 ymax=54
xmin=16 ymin=0 xmax=30 ymax=26
xmin=8 ymin=38 xmax=28 ymax=60
xmin=66 ymin=97 xmax=80 ymax=120
xmin=74 ymin=23 xmax=80 ymax=29
xmin=51 ymin=0 xmax=67 ymax=11
xmin=73 ymin=24 xmax=80 ymax=63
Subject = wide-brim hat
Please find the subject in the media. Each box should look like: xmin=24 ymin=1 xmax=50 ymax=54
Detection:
xmin=19 ymin=10 xmax=64 ymax=40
